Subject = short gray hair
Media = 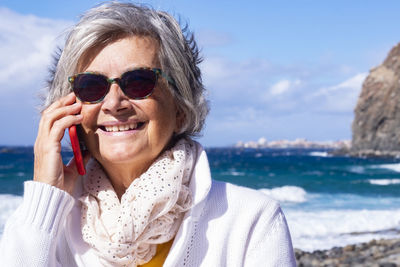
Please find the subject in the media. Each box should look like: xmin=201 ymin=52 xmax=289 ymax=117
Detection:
xmin=45 ymin=1 xmax=208 ymax=137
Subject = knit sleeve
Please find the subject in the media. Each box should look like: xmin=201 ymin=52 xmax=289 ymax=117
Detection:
xmin=244 ymin=204 xmax=296 ymax=267
xmin=0 ymin=181 xmax=75 ymax=267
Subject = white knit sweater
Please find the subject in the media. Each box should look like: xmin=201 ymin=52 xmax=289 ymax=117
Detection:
xmin=0 ymin=146 xmax=296 ymax=267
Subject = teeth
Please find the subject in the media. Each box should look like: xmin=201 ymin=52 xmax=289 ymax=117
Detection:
xmin=104 ymin=123 xmax=138 ymax=132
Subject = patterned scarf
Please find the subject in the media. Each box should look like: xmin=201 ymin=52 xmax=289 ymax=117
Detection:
xmin=79 ymin=138 xmax=195 ymax=266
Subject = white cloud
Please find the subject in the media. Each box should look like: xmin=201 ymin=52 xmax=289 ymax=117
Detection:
xmin=201 ymin=57 xmax=233 ymax=82
xmin=269 ymin=79 xmax=301 ymax=96
xmin=199 ymin=53 xmax=369 ymax=146
xmin=270 ymin=80 xmax=291 ymax=95
xmin=316 ymin=73 xmax=367 ymax=95
xmin=0 ymin=8 xmax=72 ymax=145
xmin=310 ymin=72 xmax=367 ymax=113
xmin=200 ymin=56 xmax=273 ymax=104
xmin=0 ymin=7 xmax=71 ymax=91
xmin=201 ymin=54 xmax=367 ymax=116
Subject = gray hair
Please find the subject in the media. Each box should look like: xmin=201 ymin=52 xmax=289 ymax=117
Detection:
xmin=45 ymin=1 xmax=208 ymax=137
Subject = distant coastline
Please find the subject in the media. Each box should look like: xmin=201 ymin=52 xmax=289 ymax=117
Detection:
xmin=235 ymin=137 xmax=351 ymax=150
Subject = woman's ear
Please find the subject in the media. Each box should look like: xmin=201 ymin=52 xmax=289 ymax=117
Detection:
xmin=174 ymin=106 xmax=185 ymax=134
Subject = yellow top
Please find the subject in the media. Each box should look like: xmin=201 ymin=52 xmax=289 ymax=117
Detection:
xmin=139 ymin=240 xmax=174 ymax=267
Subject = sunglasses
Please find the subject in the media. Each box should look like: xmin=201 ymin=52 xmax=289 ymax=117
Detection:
xmin=68 ymin=67 xmax=174 ymax=104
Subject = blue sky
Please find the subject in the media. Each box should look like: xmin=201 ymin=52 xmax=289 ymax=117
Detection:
xmin=0 ymin=0 xmax=399 ymax=147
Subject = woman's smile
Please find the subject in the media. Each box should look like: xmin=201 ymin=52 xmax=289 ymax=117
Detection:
xmin=97 ymin=120 xmax=146 ymax=135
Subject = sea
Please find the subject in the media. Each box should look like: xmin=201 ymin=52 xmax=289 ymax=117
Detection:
xmin=1 ymin=146 xmax=400 ymax=252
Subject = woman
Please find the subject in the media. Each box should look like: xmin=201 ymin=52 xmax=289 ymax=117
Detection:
xmin=0 ymin=2 xmax=296 ymax=266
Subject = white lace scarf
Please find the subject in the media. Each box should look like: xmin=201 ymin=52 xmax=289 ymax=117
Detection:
xmin=79 ymin=139 xmax=195 ymax=266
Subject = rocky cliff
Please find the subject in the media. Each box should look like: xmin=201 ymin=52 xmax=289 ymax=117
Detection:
xmin=351 ymin=43 xmax=400 ymax=156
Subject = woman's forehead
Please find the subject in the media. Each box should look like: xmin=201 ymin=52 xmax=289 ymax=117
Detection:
xmin=77 ymin=35 xmax=160 ymax=73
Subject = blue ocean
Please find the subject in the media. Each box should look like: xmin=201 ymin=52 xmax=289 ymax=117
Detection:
xmin=1 ymin=146 xmax=400 ymax=251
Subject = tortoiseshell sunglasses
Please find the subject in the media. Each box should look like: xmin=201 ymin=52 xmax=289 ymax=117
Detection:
xmin=68 ymin=67 xmax=174 ymax=104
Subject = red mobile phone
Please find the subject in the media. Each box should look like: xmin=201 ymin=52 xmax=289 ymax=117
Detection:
xmin=68 ymin=125 xmax=86 ymax=175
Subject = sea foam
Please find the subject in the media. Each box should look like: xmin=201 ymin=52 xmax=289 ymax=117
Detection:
xmin=259 ymin=186 xmax=307 ymax=203
xmin=286 ymin=208 xmax=400 ymax=252
xmin=309 ymin=151 xmax=330 ymax=157
xmin=222 ymin=169 xmax=246 ymax=176
xmin=371 ymin=163 xmax=400 ymax=173
xmin=348 ymin=166 xmax=366 ymax=174
xmin=0 ymin=194 xmax=22 ymax=237
xmin=368 ymin=179 xmax=400 ymax=186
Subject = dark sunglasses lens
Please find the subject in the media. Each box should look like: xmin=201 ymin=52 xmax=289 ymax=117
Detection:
xmin=73 ymin=74 xmax=108 ymax=103
xmin=121 ymin=70 xmax=157 ymax=99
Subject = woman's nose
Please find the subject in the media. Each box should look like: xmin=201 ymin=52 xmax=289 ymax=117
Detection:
xmin=101 ymin=84 xmax=132 ymax=114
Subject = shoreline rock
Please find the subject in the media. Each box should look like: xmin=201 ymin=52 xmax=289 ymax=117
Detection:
xmin=330 ymin=147 xmax=400 ymax=158
xmin=352 ymin=42 xmax=400 ymax=156
xmin=349 ymin=149 xmax=400 ymax=158
xmin=295 ymin=238 xmax=400 ymax=267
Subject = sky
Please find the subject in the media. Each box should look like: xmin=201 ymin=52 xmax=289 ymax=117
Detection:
xmin=0 ymin=0 xmax=399 ymax=147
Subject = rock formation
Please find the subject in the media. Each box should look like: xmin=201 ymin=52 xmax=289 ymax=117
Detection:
xmin=352 ymin=42 xmax=400 ymax=156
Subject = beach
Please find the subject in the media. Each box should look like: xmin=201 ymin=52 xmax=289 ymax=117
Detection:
xmin=295 ymin=238 xmax=400 ymax=266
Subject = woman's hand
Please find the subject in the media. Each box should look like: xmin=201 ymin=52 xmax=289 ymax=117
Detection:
xmin=34 ymin=93 xmax=89 ymax=194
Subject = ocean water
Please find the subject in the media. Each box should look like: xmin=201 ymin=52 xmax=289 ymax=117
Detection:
xmin=1 ymin=146 xmax=400 ymax=252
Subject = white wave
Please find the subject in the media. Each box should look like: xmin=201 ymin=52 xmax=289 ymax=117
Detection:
xmin=0 ymin=194 xmax=22 ymax=237
xmin=309 ymin=151 xmax=329 ymax=157
xmin=231 ymin=172 xmax=244 ymax=176
xmin=286 ymin=208 xmax=400 ymax=252
xmin=348 ymin=166 xmax=366 ymax=174
xmin=368 ymin=179 xmax=400 ymax=186
xmin=259 ymin=186 xmax=307 ymax=203
xmin=371 ymin=163 xmax=400 ymax=173
xmin=221 ymin=168 xmax=246 ymax=176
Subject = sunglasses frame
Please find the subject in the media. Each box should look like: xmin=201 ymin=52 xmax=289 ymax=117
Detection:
xmin=68 ymin=67 xmax=175 ymax=104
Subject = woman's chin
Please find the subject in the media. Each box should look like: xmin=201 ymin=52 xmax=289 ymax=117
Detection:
xmin=99 ymin=149 xmax=139 ymax=164
xmin=95 ymin=141 xmax=150 ymax=166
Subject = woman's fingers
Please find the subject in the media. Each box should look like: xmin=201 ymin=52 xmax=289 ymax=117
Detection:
xmin=36 ymin=93 xmax=82 ymax=154
xmin=34 ymin=92 xmax=85 ymax=193
xmin=49 ymin=114 xmax=83 ymax=142
xmin=38 ymin=93 xmax=78 ymax=131
xmin=40 ymin=101 xmax=82 ymax=135
xmin=44 ymin=92 xmax=76 ymax=113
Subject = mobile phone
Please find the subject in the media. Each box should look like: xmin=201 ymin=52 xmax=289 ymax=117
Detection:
xmin=68 ymin=125 xmax=86 ymax=175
